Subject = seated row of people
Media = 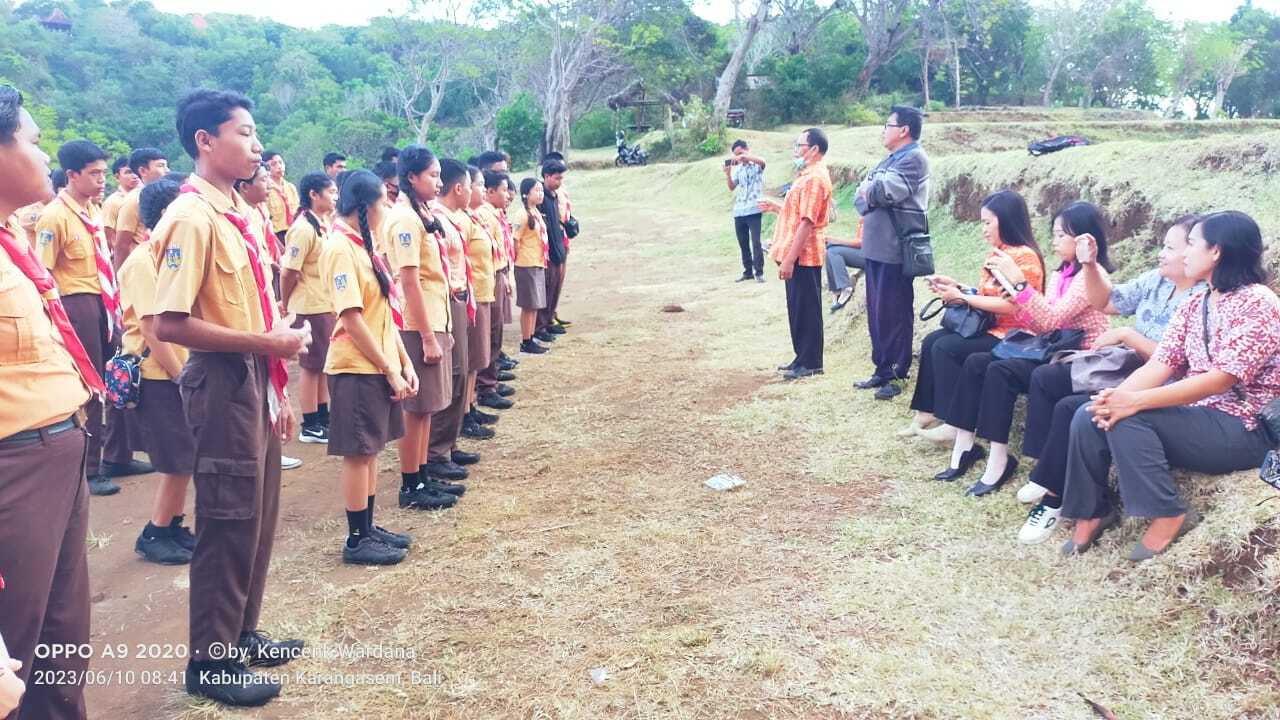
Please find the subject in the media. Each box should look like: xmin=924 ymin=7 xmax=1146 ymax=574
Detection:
xmin=898 ymin=190 xmax=1280 ymax=558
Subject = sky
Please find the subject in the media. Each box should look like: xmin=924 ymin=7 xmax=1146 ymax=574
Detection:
xmin=146 ymin=0 xmax=1280 ymax=30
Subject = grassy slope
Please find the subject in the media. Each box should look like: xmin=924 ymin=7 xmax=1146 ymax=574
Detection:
xmin=572 ymin=118 xmax=1280 ymax=718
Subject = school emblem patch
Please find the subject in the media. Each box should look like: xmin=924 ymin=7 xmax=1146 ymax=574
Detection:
xmin=164 ymin=247 xmax=181 ymax=270
xmin=334 ymin=273 xmax=348 ymax=291
xmin=37 ymin=229 xmax=54 ymax=247
xmin=398 ymin=232 xmax=412 ymax=247
xmin=290 ymin=245 xmax=300 ymax=259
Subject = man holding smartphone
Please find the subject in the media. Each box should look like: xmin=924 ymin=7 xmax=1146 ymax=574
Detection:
xmin=723 ymin=139 xmax=766 ymax=282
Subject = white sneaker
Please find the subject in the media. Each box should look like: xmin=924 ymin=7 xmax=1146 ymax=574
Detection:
xmin=915 ymin=423 xmax=957 ymax=445
xmin=281 ymin=455 xmax=303 ymax=470
xmin=1016 ymin=481 xmax=1049 ymax=504
xmin=1017 ymin=503 xmax=1061 ymax=544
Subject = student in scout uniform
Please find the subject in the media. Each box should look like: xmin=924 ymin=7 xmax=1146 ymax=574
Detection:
xmin=540 ymin=151 xmax=576 ymax=330
xmin=385 ymin=144 xmax=464 ymax=508
xmin=459 ymin=165 xmax=500 ymax=437
xmin=283 ymin=172 xmax=338 ymax=443
xmin=0 ymin=82 xmax=102 ymax=720
xmin=323 ymin=152 xmax=347 ymax=179
xmin=119 ymin=179 xmax=200 ymax=565
xmin=263 ymin=150 xmax=299 ymax=245
xmin=514 ymin=177 xmax=551 ymax=355
xmin=534 ymin=159 xmax=568 ymax=343
xmin=496 ymin=175 xmax=521 ymax=373
xmin=321 ymin=170 xmax=419 ymax=564
xmin=475 ymin=169 xmax=518 ymax=411
xmin=374 ymin=160 xmax=399 ymax=206
xmin=101 ymin=155 xmax=139 ymax=254
xmin=426 ymin=159 xmax=488 ymax=472
xmin=111 ymin=147 xmax=170 ymax=268
xmin=37 ymin=139 xmax=152 ymax=497
xmin=153 ymin=89 xmax=308 ymax=707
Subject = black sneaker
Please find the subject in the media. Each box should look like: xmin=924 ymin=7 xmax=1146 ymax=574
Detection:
xmin=520 ymin=339 xmax=548 ymax=355
xmin=238 ymin=631 xmax=304 ymax=668
xmin=342 ymin=537 xmax=406 ymax=566
xmin=497 ymin=370 xmax=517 ymax=381
xmin=470 ymin=408 xmax=499 ymax=425
xmin=135 ymin=524 xmax=192 ymax=565
xmin=424 ymin=478 xmax=467 ymax=497
xmin=88 ymin=474 xmax=121 ymax=496
xmin=547 ymin=324 xmax=566 ymax=335
xmin=496 ymin=383 xmax=516 ymax=397
xmin=185 ymin=659 xmax=280 ymax=707
xmin=451 ymin=449 xmax=480 ymax=465
xmin=425 ymin=460 xmax=469 ymax=480
xmin=534 ymin=330 xmax=556 ymax=343
xmin=479 ymin=392 xmax=514 ymax=410
xmin=370 ymin=525 xmax=413 ymax=550
xmin=168 ymin=515 xmax=197 ymax=551
xmin=298 ymin=423 xmax=328 ymax=444
xmin=103 ymin=458 xmax=155 ymax=477
xmin=398 ymin=484 xmax=458 ymax=510
xmin=462 ymin=418 xmax=496 ymax=440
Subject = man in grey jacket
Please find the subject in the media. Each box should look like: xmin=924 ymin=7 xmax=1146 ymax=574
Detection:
xmin=854 ymin=106 xmax=930 ymax=400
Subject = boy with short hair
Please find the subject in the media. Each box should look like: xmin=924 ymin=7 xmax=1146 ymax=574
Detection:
xmin=111 ymin=146 xmax=170 ymax=267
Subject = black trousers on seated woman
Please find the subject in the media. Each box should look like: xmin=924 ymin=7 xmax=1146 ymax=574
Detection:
xmin=945 ymin=352 xmax=1042 ymax=440
xmin=909 ymin=329 xmax=1000 ymax=422
xmin=1021 ymin=363 xmax=1089 ymax=499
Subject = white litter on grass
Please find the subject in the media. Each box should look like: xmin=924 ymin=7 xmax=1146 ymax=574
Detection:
xmin=704 ymin=473 xmax=746 ymax=491
xmin=589 ymin=667 xmax=609 ymax=685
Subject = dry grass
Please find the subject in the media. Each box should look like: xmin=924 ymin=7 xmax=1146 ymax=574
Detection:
xmin=169 ymin=123 xmax=1279 ymax=719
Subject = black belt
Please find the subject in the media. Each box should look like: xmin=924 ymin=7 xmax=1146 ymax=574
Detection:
xmin=452 ymin=290 xmax=470 ymax=303
xmin=0 ymin=416 xmax=79 ymax=447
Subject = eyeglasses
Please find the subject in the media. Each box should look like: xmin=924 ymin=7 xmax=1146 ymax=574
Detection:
xmin=884 ymin=123 xmax=905 ymax=129
xmin=793 ymin=142 xmax=811 ymax=149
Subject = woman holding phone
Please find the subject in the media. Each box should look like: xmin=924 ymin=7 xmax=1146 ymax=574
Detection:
xmin=904 ymin=190 xmax=1046 ymax=445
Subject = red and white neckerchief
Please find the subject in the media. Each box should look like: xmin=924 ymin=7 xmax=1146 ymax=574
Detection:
xmin=0 ymin=226 xmax=106 ymax=395
xmin=256 ymin=205 xmax=282 ymax=266
xmin=271 ymin=179 xmax=293 ymax=227
xmin=466 ymin=208 xmax=502 ymax=269
xmin=496 ymin=207 xmax=515 ymax=268
xmin=179 ymin=183 xmax=289 ymax=420
xmin=530 ymin=210 xmax=550 ymax=266
xmin=334 ymin=220 xmax=405 ymax=330
xmin=58 ymin=194 xmax=122 ymax=339
xmin=432 ymin=205 xmax=478 ymax=326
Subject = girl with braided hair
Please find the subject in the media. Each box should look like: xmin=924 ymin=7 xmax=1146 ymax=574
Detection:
xmin=319 ymin=169 xmax=419 ymax=565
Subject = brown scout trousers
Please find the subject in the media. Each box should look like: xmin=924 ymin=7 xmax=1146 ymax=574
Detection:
xmin=0 ymin=423 xmax=90 ymax=720
xmin=180 ymin=352 xmax=282 ymax=662
xmin=62 ymin=293 xmax=134 ymax=475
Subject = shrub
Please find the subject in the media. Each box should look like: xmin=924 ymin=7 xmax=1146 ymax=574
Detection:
xmin=496 ymin=92 xmax=545 ymax=169
xmin=571 ymin=108 xmax=615 ymax=149
xmin=844 ymin=104 xmax=882 ymax=127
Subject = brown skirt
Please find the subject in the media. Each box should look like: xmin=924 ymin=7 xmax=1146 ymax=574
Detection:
xmin=293 ymin=312 xmax=336 ymax=372
xmin=447 ymin=297 xmax=469 ymax=378
xmin=515 ymin=266 xmax=546 ymax=310
xmin=326 ymin=373 xmax=405 ymax=457
xmin=134 ymin=379 xmax=196 ymax=475
xmin=400 ymin=330 xmax=452 ymax=415
xmin=494 ymin=269 xmax=513 ymax=324
xmin=468 ymin=302 xmax=492 ymax=374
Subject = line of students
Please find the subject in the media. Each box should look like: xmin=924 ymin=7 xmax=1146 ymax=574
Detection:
xmin=0 ymin=83 xmax=582 ymax=716
xmin=898 ymin=188 xmax=1280 ymax=559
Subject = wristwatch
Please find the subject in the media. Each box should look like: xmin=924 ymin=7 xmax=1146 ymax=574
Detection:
xmin=1012 ymin=281 xmax=1028 ymax=293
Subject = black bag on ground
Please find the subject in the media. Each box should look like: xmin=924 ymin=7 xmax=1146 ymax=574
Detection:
xmin=991 ymin=328 xmax=1085 ymax=363
xmin=1027 ymin=135 xmax=1090 ymax=156
xmin=919 ymin=297 xmax=995 ymax=339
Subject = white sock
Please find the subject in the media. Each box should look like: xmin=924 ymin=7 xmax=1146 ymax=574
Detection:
xmin=980 ymin=443 xmax=1009 ymax=485
xmin=950 ymin=430 xmax=974 ymax=469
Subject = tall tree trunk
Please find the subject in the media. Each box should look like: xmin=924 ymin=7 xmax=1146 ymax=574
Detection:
xmin=713 ymin=0 xmax=770 ymax=126
xmin=1041 ymin=57 xmax=1064 ymax=106
xmin=953 ymin=42 xmax=960 ymax=107
xmin=920 ymin=44 xmax=931 ymax=107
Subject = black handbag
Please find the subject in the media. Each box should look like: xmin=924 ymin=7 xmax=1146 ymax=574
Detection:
xmin=1200 ymin=294 xmax=1280 ymax=448
xmin=991 ymin=328 xmax=1085 ymax=363
xmin=889 ymin=209 xmax=933 ymax=278
xmin=919 ymin=297 xmax=996 ymax=339
xmin=563 ymin=216 xmax=580 ymax=239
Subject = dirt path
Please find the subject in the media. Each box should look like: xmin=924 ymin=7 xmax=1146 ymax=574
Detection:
xmin=80 ymin=176 xmax=879 ymax=719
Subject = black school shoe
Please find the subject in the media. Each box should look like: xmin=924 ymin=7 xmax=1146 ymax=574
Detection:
xmin=238 ymin=631 xmax=304 ymax=668
xmin=87 ymin=474 xmax=121 ymax=496
xmin=934 ymin=445 xmax=987 ymax=482
xmin=185 ymin=660 xmax=280 ymax=707
xmin=451 ymin=449 xmax=480 ymax=466
xmin=103 ymin=458 xmax=155 ymax=477
xmin=343 ymin=537 xmax=407 ymax=566
xmin=398 ymin=484 xmax=458 ymax=510
xmin=782 ymin=366 xmax=824 ymax=381
xmin=424 ymin=477 xmax=467 ymax=497
xmin=497 ymin=370 xmax=517 ymax=382
xmin=534 ymin=330 xmax=556 ymax=343
xmin=479 ymin=392 xmax=514 ymax=410
xmin=547 ymin=324 xmax=566 ymax=335
xmin=520 ymin=340 xmax=548 ymax=355
xmin=499 ymin=352 xmax=519 ymax=367
xmin=874 ymin=382 xmax=903 ymax=401
xmin=424 ymin=460 xmax=469 ymax=481
xmin=470 ymin=407 xmax=499 ymax=425
xmin=168 ymin=515 xmax=197 ymax=551
xmin=462 ymin=418 xmax=496 ymax=440
xmin=496 ymin=383 xmax=516 ymax=397
xmin=136 ymin=523 xmax=192 ymax=565
xmin=370 ymin=525 xmax=413 ymax=550
xmin=498 ymin=358 xmax=518 ymax=371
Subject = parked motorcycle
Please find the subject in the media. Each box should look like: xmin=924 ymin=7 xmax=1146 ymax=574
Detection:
xmin=615 ymin=131 xmax=648 ymax=167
